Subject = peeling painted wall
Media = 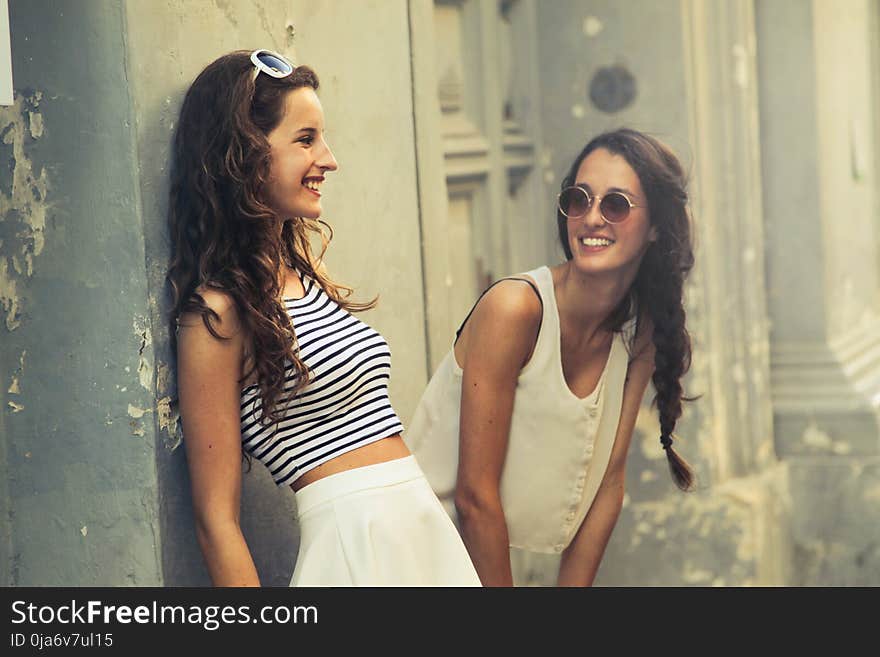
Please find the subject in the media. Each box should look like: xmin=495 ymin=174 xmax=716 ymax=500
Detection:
xmin=1 ymin=0 xmax=162 ymax=585
xmin=0 ymin=91 xmax=49 ymax=332
xmin=788 ymin=463 xmax=880 ymax=585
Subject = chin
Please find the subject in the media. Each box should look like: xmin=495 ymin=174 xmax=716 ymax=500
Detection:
xmin=570 ymin=250 xmax=625 ymax=275
xmin=571 ymin=258 xmax=607 ymax=275
xmin=290 ymin=204 xmax=322 ymax=220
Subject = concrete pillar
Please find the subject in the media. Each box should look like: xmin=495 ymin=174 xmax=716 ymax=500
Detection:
xmin=1 ymin=0 xmax=162 ymax=585
xmin=756 ymin=0 xmax=880 ymax=584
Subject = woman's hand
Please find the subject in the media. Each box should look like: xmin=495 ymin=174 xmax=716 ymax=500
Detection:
xmin=177 ymin=290 xmax=260 ymax=586
xmin=454 ymin=280 xmax=542 ymax=587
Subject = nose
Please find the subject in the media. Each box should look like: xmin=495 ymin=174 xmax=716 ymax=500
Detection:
xmin=582 ymin=194 xmax=606 ymax=229
xmin=318 ymin=140 xmax=338 ymax=173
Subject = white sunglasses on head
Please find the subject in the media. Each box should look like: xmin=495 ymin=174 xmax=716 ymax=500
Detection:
xmin=250 ymin=49 xmax=295 ymax=81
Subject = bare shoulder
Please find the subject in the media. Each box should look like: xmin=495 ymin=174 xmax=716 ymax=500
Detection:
xmin=474 ymin=277 xmax=543 ymax=328
xmin=457 ymin=276 xmax=543 ymax=371
xmin=176 ymin=285 xmax=248 ymax=385
xmin=177 ymin=286 xmax=244 ymax=340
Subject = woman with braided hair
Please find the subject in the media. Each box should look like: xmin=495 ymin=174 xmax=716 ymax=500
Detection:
xmin=406 ymin=128 xmax=696 ymax=586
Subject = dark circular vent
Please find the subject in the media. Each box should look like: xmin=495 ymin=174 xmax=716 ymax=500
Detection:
xmin=589 ymin=65 xmax=637 ymax=114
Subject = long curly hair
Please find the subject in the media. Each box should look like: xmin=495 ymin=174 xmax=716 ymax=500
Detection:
xmin=556 ymin=128 xmax=696 ymax=491
xmin=167 ymin=50 xmax=375 ymax=424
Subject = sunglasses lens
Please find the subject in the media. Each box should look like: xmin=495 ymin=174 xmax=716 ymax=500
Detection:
xmin=600 ymin=193 xmax=631 ymax=223
xmin=559 ymin=187 xmax=590 ymax=218
xmin=256 ymin=52 xmax=293 ymax=76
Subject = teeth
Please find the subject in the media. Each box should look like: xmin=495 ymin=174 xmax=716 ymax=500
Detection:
xmin=581 ymin=237 xmax=613 ymax=247
xmin=304 ymin=180 xmax=321 ymax=191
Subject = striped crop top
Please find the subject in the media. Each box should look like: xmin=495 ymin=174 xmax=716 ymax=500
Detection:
xmin=239 ymin=274 xmax=404 ymax=487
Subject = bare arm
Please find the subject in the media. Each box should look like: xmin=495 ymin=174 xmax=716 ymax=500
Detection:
xmin=454 ymin=281 xmax=542 ymax=587
xmin=177 ymin=291 xmax=260 ymax=587
xmin=557 ymin=320 xmax=656 ymax=587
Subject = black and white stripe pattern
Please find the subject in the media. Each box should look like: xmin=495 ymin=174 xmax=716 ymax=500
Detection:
xmin=240 ymin=275 xmax=404 ymax=487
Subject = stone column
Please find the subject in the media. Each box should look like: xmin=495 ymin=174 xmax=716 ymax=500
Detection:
xmin=1 ymin=0 xmax=162 ymax=585
xmin=756 ymin=0 xmax=880 ymax=584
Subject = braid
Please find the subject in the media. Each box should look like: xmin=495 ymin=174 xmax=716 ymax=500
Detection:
xmin=636 ymin=246 xmax=695 ymax=491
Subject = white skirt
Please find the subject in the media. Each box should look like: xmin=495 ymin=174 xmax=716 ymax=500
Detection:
xmin=290 ymin=455 xmax=481 ymax=587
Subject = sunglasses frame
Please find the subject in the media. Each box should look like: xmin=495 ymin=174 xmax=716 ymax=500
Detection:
xmin=250 ymin=49 xmax=295 ymax=81
xmin=557 ymin=185 xmax=643 ymax=224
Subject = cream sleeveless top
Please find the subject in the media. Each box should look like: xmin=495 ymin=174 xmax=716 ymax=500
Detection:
xmin=405 ymin=265 xmax=635 ymax=554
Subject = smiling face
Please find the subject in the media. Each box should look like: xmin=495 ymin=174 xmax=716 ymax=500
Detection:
xmin=566 ymin=147 xmax=657 ymax=279
xmin=264 ymin=86 xmax=338 ymax=220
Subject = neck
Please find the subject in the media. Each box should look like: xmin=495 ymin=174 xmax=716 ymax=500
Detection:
xmin=556 ymin=260 xmax=637 ymax=340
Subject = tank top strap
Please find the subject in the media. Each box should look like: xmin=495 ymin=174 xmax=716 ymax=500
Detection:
xmin=523 ymin=266 xmax=558 ymax=372
xmin=454 ymin=272 xmax=544 ymax=343
xmin=618 ymin=301 xmax=639 ymax=359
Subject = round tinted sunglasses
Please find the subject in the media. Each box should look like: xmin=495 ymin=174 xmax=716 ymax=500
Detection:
xmin=557 ymin=186 xmax=643 ymax=224
xmin=250 ymin=49 xmax=295 ymax=81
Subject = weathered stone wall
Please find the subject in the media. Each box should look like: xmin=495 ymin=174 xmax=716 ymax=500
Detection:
xmin=757 ymin=0 xmax=880 ymax=585
xmin=1 ymin=0 xmax=162 ymax=585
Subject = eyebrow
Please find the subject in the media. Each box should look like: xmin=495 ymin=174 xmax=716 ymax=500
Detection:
xmin=296 ymin=127 xmax=318 ymax=135
xmin=575 ymin=182 xmax=637 ymax=196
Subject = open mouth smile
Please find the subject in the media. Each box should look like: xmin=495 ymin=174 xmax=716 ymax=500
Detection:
xmin=579 ymin=236 xmax=615 ymax=251
xmin=303 ymin=177 xmax=323 ymax=196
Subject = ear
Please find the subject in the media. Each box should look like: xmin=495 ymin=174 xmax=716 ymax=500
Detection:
xmin=648 ymin=225 xmax=658 ymax=242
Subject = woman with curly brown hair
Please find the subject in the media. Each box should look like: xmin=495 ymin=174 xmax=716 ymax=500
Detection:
xmin=406 ymin=128 xmax=696 ymax=586
xmin=168 ymin=50 xmax=479 ymax=586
